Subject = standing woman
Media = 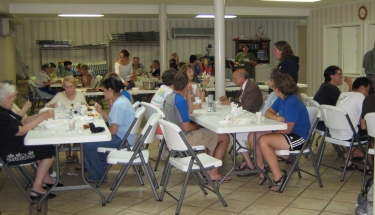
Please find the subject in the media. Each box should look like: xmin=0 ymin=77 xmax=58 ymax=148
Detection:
xmin=114 ymin=49 xmax=136 ymax=87
xmin=0 ymin=82 xmax=58 ymax=199
xmin=234 ymin=44 xmax=257 ymax=79
xmin=273 ymin=41 xmax=299 ymax=82
xmin=83 ymin=76 xmax=136 ymax=183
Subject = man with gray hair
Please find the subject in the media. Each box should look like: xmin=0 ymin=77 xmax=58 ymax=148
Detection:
xmin=363 ymin=43 xmax=375 ymax=94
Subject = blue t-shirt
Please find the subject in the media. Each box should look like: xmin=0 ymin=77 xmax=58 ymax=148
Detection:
xmin=120 ymin=90 xmax=131 ymax=101
xmin=271 ymin=94 xmax=310 ymax=140
xmin=109 ymin=95 xmax=136 ymax=145
xmin=174 ymin=92 xmax=190 ymax=123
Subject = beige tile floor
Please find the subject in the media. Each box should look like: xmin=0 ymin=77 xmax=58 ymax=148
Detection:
xmin=0 ymin=100 xmax=370 ymax=214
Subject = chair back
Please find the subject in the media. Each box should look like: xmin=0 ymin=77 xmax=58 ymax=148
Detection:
xmin=319 ymin=105 xmax=353 ymax=131
xmin=142 ymin=113 xmax=161 ymax=144
xmin=132 ymin=101 xmax=140 ymax=111
xmin=93 ymin=75 xmax=103 ymax=88
xmin=27 ymin=80 xmax=36 ymax=98
xmin=306 ymin=97 xmax=319 ymax=108
xmin=141 ymin=101 xmax=158 ymax=121
xmin=364 ymin=113 xmax=375 ymax=138
xmin=300 ymin=93 xmax=309 ymax=107
xmin=130 ymin=106 xmax=146 ymax=135
xmin=158 ymin=119 xmax=188 ymax=151
xmin=156 ymin=107 xmax=166 ymax=119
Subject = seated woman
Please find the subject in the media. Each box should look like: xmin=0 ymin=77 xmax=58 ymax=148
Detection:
xmin=83 ymin=76 xmax=136 ymax=183
xmin=256 ymin=74 xmax=310 ymax=192
xmin=79 ymin=64 xmax=96 ymax=88
xmin=0 ymin=82 xmax=58 ymax=199
xmin=46 ymin=76 xmax=87 ymax=163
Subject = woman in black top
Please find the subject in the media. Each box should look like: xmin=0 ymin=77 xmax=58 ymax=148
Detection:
xmin=0 ymin=82 xmax=57 ymax=199
xmin=273 ymin=41 xmax=299 ymax=83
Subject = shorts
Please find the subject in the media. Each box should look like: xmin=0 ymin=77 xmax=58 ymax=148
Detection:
xmin=186 ymin=128 xmax=218 ymax=151
xmin=235 ymin=132 xmax=250 ymax=153
xmin=282 ymin=133 xmax=305 ymax=151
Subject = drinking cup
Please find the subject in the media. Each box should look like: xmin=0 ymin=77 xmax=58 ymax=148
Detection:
xmin=191 ymin=84 xmax=197 ymax=95
xmin=256 ymin=112 xmax=262 ymax=123
xmin=69 ymin=119 xmax=76 ymax=131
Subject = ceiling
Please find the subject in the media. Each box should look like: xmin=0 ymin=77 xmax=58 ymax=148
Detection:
xmin=7 ymin=0 xmax=361 ymax=8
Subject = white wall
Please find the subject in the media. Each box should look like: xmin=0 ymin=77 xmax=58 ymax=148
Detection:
xmin=307 ymin=0 xmax=375 ymax=96
xmin=15 ymin=17 xmax=302 ymax=75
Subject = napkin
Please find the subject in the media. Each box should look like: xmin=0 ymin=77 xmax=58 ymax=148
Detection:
xmin=230 ymin=102 xmax=243 ymax=113
xmin=39 ymin=107 xmax=54 ymax=113
xmin=43 ymin=119 xmax=67 ymax=130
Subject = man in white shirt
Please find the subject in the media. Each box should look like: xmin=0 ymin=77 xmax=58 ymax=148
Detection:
xmin=35 ymin=63 xmax=60 ymax=96
xmin=330 ymin=77 xmax=371 ymax=140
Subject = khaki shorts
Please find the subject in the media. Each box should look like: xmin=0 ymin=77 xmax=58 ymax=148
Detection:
xmin=186 ymin=128 xmax=218 ymax=151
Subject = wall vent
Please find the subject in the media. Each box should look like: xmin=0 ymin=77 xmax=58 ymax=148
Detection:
xmin=172 ymin=27 xmax=214 ymax=38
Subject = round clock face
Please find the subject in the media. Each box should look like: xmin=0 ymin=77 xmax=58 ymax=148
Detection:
xmin=358 ymin=6 xmax=367 ymax=20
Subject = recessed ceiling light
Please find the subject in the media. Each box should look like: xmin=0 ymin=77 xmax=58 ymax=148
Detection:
xmin=195 ymin=15 xmax=237 ymax=18
xmin=58 ymin=14 xmax=104 ymax=17
xmin=261 ymin=0 xmax=320 ymax=2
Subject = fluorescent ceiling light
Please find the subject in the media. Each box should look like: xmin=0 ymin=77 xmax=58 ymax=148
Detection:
xmin=195 ymin=15 xmax=237 ymax=18
xmin=58 ymin=14 xmax=104 ymax=17
xmin=261 ymin=0 xmax=320 ymax=2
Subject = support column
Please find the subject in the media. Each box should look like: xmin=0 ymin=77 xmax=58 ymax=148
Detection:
xmin=214 ymin=0 xmax=225 ymax=99
xmin=159 ymin=4 xmax=167 ymax=75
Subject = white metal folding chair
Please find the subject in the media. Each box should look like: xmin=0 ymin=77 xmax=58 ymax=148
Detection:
xmin=0 ymin=158 xmax=36 ymax=204
xmin=275 ymin=107 xmax=323 ymax=192
xmin=317 ymin=105 xmax=368 ymax=181
xmin=362 ymin=113 xmax=375 ymax=190
xmin=300 ymin=93 xmax=309 ymax=107
xmin=96 ymin=106 xmax=146 ymax=187
xmin=27 ymin=80 xmax=52 ymax=115
xmin=105 ymin=113 xmax=162 ymax=203
xmin=158 ymin=119 xmax=227 ymax=215
xmin=132 ymin=101 xmax=140 ymax=111
xmin=306 ymin=97 xmax=326 ymax=147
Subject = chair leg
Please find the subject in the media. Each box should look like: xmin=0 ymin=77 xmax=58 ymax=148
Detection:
xmin=310 ymin=151 xmax=323 ymax=188
xmin=96 ymin=164 xmax=112 ymax=188
xmin=133 ymin=166 xmax=145 ymax=186
xmin=200 ymin=167 xmax=227 ymax=207
xmin=159 ymin=161 xmax=173 ymax=200
xmin=175 ymin=171 xmax=191 ymax=215
xmin=341 ymin=145 xmax=353 ymax=182
xmin=191 ymin=172 xmax=207 ymax=195
xmin=142 ymin=162 xmax=160 ymax=201
xmin=154 ymin=139 xmax=165 ymax=171
xmin=316 ymin=138 xmax=327 ymax=169
xmin=3 ymin=164 xmax=34 ymax=204
xmin=107 ymin=164 xmax=132 ymax=203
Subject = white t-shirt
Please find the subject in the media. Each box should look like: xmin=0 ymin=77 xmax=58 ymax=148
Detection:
xmin=115 ymin=59 xmax=133 ymax=82
xmin=329 ymin=92 xmax=365 ymax=140
xmin=46 ymin=91 xmax=87 ymax=107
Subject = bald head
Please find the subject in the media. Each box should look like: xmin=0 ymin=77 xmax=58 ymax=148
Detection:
xmin=233 ymin=69 xmax=249 ymax=87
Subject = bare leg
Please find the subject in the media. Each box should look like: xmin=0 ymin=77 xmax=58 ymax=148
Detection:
xmin=209 ymin=134 xmax=230 ymax=180
xmin=257 ymin=133 xmax=290 ymax=191
xmin=31 ymin=158 xmax=54 ymax=194
xmin=247 ymin=131 xmax=272 ymax=169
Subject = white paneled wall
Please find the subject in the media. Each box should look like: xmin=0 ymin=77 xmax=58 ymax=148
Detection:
xmin=15 ymin=18 xmax=302 ymax=76
xmin=307 ymin=0 xmax=375 ymax=96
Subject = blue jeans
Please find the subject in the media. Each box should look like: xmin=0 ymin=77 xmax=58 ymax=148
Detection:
xmin=83 ymin=134 xmax=122 ymax=182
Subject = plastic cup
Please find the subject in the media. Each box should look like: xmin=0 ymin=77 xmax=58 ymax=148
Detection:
xmin=256 ymin=112 xmax=262 ymax=123
xmin=69 ymin=119 xmax=76 ymax=131
xmin=191 ymin=84 xmax=197 ymax=95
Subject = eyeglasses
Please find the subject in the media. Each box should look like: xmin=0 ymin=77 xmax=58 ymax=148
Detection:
xmin=335 ymin=72 xmax=343 ymax=76
xmin=64 ymin=85 xmax=74 ymax=89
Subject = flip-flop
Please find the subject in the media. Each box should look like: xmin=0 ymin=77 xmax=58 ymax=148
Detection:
xmin=211 ymin=176 xmax=232 ymax=183
xmin=340 ymin=163 xmax=358 ymax=170
xmin=29 ymin=190 xmax=56 ymax=199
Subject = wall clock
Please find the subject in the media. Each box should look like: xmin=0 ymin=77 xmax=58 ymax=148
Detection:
xmin=358 ymin=6 xmax=367 ymax=20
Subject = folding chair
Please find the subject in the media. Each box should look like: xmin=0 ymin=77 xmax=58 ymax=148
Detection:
xmin=274 ymin=107 xmax=323 ymax=192
xmin=0 ymin=157 xmax=36 ymax=204
xmin=362 ymin=113 xmax=375 ymax=190
xmin=27 ymin=80 xmax=52 ymax=115
xmin=132 ymin=101 xmax=140 ymax=111
xmin=86 ymin=76 xmax=103 ymax=106
xmin=96 ymin=106 xmax=146 ymax=187
xmin=306 ymin=97 xmax=326 ymax=147
xmin=317 ymin=105 xmax=367 ymax=181
xmin=300 ymin=93 xmax=309 ymax=107
xmin=158 ymin=119 xmax=227 ymax=215
xmin=105 ymin=113 xmax=162 ymax=203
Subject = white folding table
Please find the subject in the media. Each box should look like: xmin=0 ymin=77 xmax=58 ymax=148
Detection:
xmin=24 ymin=111 xmax=111 ymax=212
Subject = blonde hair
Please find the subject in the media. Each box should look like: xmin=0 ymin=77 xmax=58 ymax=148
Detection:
xmin=180 ymin=64 xmax=194 ymax=74
xmin=63 ymin=75 xmax=77 ymax=88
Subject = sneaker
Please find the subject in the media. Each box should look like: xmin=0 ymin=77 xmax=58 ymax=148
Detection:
xmin=50 ymin=171 xmax=57 ymax=178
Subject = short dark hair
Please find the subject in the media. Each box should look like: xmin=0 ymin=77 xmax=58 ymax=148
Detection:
xmin=169 ymin=58 xmax=176 ymax=64
xmin=274 ymin=74 xmax=299 ymax=96
xmin=50 ymin=62 xmax=56 ymax=68
xmin=42 ymin=63 xmax=50 ymax=71
xmin=169 ymin=63 xmax=178 ymax=70
xmin=153 ymin=60 xmax=160 ymax=66
xmin=63 ymin=61 xmax=72 ymax=67
xmin=189 ymin=55 xmax=197 ymax=63
xmin=352 ymin=77 xmax=371 ymax=91
xmin=101 ymin=76 xmax=125 ymax=93
xmin=133 ymin=57 xmax=139 ymax=60
xmin=162 ymin=69 xmax=177 ymax=86
xmin=120 ymin=49 xmax=130 ymax=58
xmin=179 ymin=62 xmax=186 ymax=67
xmin=173 ymin=72 xmax=188 ymax=91
xmin=242 ymin=44 xmax=250 ymax=49
xmin=324 ymin=65 xmax=342 ymax=82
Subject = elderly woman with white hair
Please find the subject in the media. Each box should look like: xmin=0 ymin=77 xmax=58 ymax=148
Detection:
xmin=0 ymin=82 xmax=58 ymax=199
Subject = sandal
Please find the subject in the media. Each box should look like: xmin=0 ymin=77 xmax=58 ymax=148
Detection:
xmin=270 ymin=170 xmax=287 ymax=192
xmin=29 ymin=190 xmax=56 ymax=199
xmin=236 ymin=166 xmax=257 ymax=177
xmin=340 ymin=163 xmax=358 ymax=170
xmin=211 ymin=176 xmax=232 ymax=183
xmin=66 ymin=156 xmax=73 ymax=163
xmin=258 ymin=166 xmax=270 ymax=185
xmin=235 ymin=162 xmax=247 ymax=171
